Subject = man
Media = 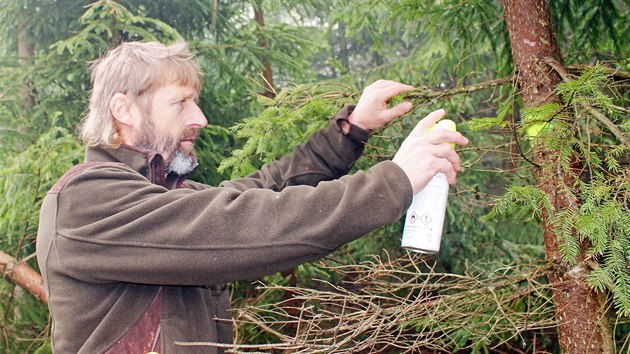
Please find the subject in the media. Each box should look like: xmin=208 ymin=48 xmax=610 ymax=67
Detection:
xmin=36 ymin=41 xmax=468 ymax=353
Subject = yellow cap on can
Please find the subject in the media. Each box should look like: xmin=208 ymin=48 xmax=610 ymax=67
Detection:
xmin=430 ymin=119 xmax=457 ymax=148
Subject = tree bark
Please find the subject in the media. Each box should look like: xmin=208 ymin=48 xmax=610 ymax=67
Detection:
xmin=501 ymin=1 xmax=613 ymax=353
xmin=211 ymin=0 xmax=219 ymax=34
xmin=253 ymin=1 xmax=275 ymax=98
xmin=338 ymin=22 xmax=349 ymax=74
xmin=17 ymin=20 xmax=35 ymax=109
xmin=0 ymin=251 xmax=47 ymax=305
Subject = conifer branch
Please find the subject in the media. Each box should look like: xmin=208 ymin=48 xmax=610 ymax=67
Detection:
xmin=567 ymin=64 xmax=630 ymax=81
xmin=0 ymin=251 xmax=47 ymax=304
xmin=544 ymin=58 xmax=630 ymax=149
xmin=404 ymin=77 xmax=513 ymax=103
xmin=584 ymin=106 xmax=630 ymax=149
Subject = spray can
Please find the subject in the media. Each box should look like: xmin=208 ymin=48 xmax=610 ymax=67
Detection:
xmin=401 ymin=119 xmax=457 ymax=254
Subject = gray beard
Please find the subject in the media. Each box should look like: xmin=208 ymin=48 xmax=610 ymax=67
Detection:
xmin=166 ymin=149 xmax=197 ymax=176
xmin=134 ymin=118 xmax=198 ymax=176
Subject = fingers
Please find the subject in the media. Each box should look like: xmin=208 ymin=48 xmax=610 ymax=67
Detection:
xmin=434 ymin=145 xmax=462 ymax=173
xmin=392 ymin=143 xmax=461 ymax=192
xmin=393 ymin=109 xmax=470 ymax=192
xmin=360 ymin=80 xmax=414 ymax=103
xmin=428 ymin=129 xmax=469 ymax=147
xmin=409 ymin=109 xmax=446 ymax=137
xmin=348 ymin=80 xmax=416 ymax=130
xmin=367 ymin=79 xmax=414 ymax=91
xmin=437 ymin=158 xmax=458 ymax=184
xmin=373 ymin=80 xmax=415 ymax=99
xmin=419 ymin=142 xmax=462 ymax=172
xmin=408 ymin=110 xmax=469 ymax=147
xmin=380 ymin=101 xmax=413 ymax=122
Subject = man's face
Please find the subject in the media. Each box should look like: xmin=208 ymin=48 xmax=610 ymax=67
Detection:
xmin=132 ymin=83 xmax=207 ymax=175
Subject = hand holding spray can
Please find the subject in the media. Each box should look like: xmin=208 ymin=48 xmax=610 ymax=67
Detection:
xmin=401 ymin=119 xmax=457 ymax=254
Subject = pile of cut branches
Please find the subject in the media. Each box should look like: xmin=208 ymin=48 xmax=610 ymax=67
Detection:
xmin=228 ymin=255 xmax=557 ymax=353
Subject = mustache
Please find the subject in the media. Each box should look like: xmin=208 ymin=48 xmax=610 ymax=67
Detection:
xmin=180 ymin=128 xmax=200 ymax=141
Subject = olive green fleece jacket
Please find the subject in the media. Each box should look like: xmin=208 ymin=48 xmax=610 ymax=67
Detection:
xmin=36 ymin=107 xmax=413 ymax=353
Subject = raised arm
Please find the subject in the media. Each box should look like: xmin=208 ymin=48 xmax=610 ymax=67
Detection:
xmin=221 ymin=80 xmax=415 ymax=191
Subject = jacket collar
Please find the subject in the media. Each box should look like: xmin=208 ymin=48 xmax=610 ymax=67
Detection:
xmin=85 ymin=144 xmax=190 ymax=189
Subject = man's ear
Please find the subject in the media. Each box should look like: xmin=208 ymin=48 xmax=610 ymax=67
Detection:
xmin=109 ymin=93 xmax=134 ymax=127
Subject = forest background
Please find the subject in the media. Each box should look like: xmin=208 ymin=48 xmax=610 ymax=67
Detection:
xmin=0 ymin=0 xmax=628 ymax=353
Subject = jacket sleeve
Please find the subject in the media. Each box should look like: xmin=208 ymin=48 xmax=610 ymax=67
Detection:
xmin=219 ymin=105 xmax=370 ymax=191
xmin=53 ymin=161 xmax=412 ymax=286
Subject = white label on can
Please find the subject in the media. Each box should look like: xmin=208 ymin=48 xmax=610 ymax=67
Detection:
xmin=401 ymin=173 xmax=448 ymax=253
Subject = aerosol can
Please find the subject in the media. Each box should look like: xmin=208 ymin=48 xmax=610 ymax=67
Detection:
xmin=401 ymin=119 xmax=457 ymax=254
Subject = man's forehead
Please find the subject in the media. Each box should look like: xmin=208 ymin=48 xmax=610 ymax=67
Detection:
xmin=158 ymin=83 xmax=199 ymax=98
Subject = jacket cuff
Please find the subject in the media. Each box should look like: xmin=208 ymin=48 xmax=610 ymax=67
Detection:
xmin=333 ymin=105 xmax=371 ymax=143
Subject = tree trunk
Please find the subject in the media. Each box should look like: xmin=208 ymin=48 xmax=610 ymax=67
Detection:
xmin=501 ymin=1 xmax=613 ymax=353
xmin=253 ymin=1 xmax=275 ymax=98
xmin=0 ymin=251 xmax=47 ymax=304
xmin=338 ymin=22 xmax=349 ymax=74
xmin=211 ymin=0 xmax=219 ymax=34
xmin=17 ymin=20 xmax=35 ymax=109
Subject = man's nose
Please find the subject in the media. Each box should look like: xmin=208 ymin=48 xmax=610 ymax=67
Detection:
xmin=187 ymin=103 xmax=208 ymax=129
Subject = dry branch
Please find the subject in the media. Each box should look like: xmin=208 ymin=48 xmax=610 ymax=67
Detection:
xmin=0 ymin=250 xmax=47 ymax=304
xmin=229 ymin=255 xmax=557 ymax=353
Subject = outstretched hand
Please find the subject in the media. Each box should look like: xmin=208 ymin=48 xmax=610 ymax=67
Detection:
xmin=347 ymin=80 xmax=415 ymax=131
xmin=392 ymin=109 xmax=469 ymax=194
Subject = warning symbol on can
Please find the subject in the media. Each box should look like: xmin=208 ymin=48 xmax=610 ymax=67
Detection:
xmin=409 ymin=211 xmax=418 ymax=224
